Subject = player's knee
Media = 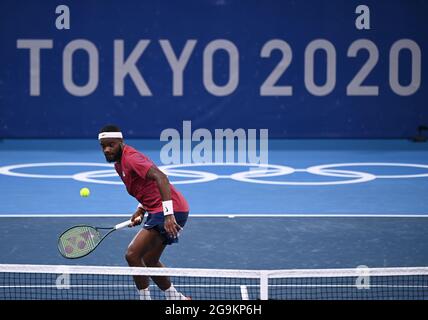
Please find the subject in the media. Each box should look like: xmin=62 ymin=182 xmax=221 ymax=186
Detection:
xmin=143 ymin=258 xmax=159 ymax=267
xmin=125 ymin=248 xmax=140 ymax=265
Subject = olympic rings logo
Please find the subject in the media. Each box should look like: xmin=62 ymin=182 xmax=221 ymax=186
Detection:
xmin=1 ymin=162 xmax=428 ymax=186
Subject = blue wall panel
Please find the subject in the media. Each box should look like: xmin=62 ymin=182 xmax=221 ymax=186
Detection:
xmin=0 ymin=0 xmax=427 ymax=138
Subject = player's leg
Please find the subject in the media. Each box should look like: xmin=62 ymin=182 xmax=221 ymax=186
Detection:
xmin=125 ymin=228 xmax=159 ymax=291
xmin=127 ymin=212 xmax=189 ymax=299
xmin=142 ymin=239 xmax=169 ymax=290
xmin=143 ymin=240 xmax=189 ymax=300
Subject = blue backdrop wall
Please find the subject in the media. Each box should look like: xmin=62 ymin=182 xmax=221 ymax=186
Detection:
xmin=0 ymin=0 xmax=427 ymax=138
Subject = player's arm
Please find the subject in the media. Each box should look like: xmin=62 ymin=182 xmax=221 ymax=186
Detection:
xmin=146 ymin=166 xmax=181 ymax=237
xmin=147 ymin=166 xmax=171 ymax=200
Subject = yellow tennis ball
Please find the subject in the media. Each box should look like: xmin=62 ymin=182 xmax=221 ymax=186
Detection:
xmin=80 ymin=187 xmax=90 ymax=197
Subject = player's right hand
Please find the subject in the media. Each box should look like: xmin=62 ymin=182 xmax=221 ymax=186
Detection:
xmin=130 ymin=210 xmax=143 ymax=226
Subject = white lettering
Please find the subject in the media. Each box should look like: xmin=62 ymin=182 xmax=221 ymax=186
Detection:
xmin=160 ymin=129 xmax=181 ymax=165
xmin=160 ymin=40 xmax=197 ymax=96
xmin=389 ymin=39 xmax=421 ymax=96
xmin=215 ymin=128 xmax=247 ymax=163
xmin=17 ymin=39 xmax=53 ymax=96
xmin=192 ymin=129 xmax=213 ymax=163
xmin=203 ymin=39 xmax=239 ymax=96
xmin=355 ymin=5 xmax=371 ymax=30
xmin=305 ymin=39 xmax=336 ymax=96
xmin=55 ymin=5 xmax=70 ymax=30
xmin=160 ymin=121 xmax=268 ymax=165
xmin=55 ymin=273 xmax=70 ymax=289
xmin=355 ymin=265 xmax=371 ymax=290
xmin=63 ymin=40 xmax=99 ymax=96
xmin=260 ymin=39 xmax=293 ymax=96
xmin=114 ymin=40 xmax=152 ymax=96
xmin=164 ymin=304 xmax=199 ymax=317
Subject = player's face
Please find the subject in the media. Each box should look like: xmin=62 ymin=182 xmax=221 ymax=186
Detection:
xmin=100 ymin=138 xmax=123 ymax=163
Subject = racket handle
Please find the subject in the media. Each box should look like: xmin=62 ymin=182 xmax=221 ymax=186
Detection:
xmin=114 ymin=216 xmax=142 ymax=230
xmin=114 ymin=220 xmax=132 ymax=230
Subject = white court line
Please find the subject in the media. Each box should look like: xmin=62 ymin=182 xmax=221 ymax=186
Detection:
xmin=0 ymin=213 xmax=428 ymax=218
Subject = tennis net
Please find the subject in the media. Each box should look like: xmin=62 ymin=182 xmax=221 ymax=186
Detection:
xmin=0 ymin=264 xmax=427 ymax=300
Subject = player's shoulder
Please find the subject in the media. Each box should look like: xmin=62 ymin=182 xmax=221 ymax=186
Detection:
xmin=123 ymin=145 xmax=141 ymax=157
xmin=123 ymin=145 xmax=152 ymax=162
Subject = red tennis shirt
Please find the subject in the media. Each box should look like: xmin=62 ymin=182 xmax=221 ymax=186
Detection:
xmin=115 ymin=145 xmax=189 ymax=214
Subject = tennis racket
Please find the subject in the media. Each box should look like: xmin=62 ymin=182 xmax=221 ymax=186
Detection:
xmin=58 ymin=218 xmax=140 ymax=259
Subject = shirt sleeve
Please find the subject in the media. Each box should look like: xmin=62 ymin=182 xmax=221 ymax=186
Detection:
xmin=127 ymin=153 xmax=153 ymax=179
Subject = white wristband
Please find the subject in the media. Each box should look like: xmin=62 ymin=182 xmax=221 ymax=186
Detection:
xmin=137 ymin=203 xmax=144 ymax=210
xmin=162 ymin=200 xmax=174 ymax=216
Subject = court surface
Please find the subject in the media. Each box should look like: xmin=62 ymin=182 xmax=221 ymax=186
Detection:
xmin=1 ymin=139 xmax=428 ymax=270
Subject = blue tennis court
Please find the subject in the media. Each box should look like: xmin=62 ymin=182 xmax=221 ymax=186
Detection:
xmin=1 ymin=139 xmax=427 ymax=271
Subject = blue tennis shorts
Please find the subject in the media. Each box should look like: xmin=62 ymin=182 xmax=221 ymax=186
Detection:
xmin=143 ymin=211 xmax=189 ymax=245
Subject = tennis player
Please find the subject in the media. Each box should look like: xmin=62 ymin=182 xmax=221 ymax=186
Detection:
xmin=98 ymin=125 xmax=190 ymax=300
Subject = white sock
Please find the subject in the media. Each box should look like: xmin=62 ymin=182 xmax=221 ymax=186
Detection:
xmin=138 ymin=288 xmax=151 ymax=300
xmin=164 ymin=285 xmax=187 ymax=300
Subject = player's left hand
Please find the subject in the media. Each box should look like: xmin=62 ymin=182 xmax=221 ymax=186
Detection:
xmin=164 ymin=215 xmax=182 ymax=238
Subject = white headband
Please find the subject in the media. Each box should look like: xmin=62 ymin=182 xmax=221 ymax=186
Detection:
xmin=98 ymin=132 xmax=123 ymax=140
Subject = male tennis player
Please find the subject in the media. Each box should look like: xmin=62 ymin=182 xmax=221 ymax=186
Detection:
xmin=98 ymin=125 xmax=190 ymax=300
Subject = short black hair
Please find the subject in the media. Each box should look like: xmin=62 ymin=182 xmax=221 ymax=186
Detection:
xmin=99 ymin=124 xmax=121 ymax=133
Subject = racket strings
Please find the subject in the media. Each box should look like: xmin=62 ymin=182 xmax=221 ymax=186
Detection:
xmin=58 ymin=226 xmax=102 ymax=258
